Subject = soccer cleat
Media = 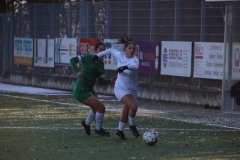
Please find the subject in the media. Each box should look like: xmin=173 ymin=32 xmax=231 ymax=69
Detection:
xmin=81 ymin=120 xmax=91 ymax=135
xmin=116 ymin=130 xmax=127 ymax=140
xmin=130 ymin=125 xmax=140 ymax=137
xmin=95 ymin=128 xmax=110 ymax=137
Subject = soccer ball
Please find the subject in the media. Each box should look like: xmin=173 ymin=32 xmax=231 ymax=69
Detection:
xmin=143 ymin=129 xmax=159 ymax=146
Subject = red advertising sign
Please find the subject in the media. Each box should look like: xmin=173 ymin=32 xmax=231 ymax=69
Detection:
xmin=78 ymin=39 xmax=101 ymax=55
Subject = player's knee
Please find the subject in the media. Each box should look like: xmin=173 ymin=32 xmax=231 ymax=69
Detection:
xmin=98 ymin=106 xmax=106 ymax=113
xmin=131 ymin=104 xmax=138 ymax=112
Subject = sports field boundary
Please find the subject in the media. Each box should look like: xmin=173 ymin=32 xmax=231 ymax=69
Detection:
xmin=0 ymin=126 xmax=237 ymax=132
xmin=1 ymin=93 xmax=240 ymax=131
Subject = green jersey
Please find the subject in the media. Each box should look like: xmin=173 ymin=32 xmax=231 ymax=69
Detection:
xmin=70 ymin=54 xmax=111 ymax=92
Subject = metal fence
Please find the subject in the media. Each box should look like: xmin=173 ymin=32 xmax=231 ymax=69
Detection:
xmin=0 ymin=0 xmax=227 ymax=89
xmin=0 ymin=13 xmax=13 ymax=78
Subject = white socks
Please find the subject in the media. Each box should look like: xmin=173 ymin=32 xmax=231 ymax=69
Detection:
xmin=118 ymin=121 xmax=127 ymax=131
xmin=129 ymin=116 xmax=136 ymax=126
xmin=85 ymin=110 xmax=96 ymax=126
xmin=85 ymin=111 xmax=137 ymax=131
xmin=96 ymin=112 xmax=104 ymax=130
xmin=85 ymin=110 xmax=105 ymax=130
xmin=118 ymin=116 xmax=136 ymax=131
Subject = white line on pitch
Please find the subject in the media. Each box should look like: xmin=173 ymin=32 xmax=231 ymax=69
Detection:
xmin=1 ymin=93 xmax=240 ymax=131
xmin=0 ymin=93 xmax=89 ymax=108
xmin=0 ymin=126 xmax=236 ymax=132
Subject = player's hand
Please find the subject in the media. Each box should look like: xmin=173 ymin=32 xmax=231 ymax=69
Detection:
xmin=111 ymin=76 xmax=117 ymax=84
xmin=117 ymin=66 xmax=128 ymax=73
xmin=76 ymin=72 xmax=82 ymax=78
xmin=92 ymin=55 xmax=99 ymax=62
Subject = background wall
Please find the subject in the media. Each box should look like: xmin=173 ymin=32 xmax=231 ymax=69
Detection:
xmin=3 ymin=71 xmax=221 ymax=107
xmin=0 ymin=0 xmax=228 ymax=107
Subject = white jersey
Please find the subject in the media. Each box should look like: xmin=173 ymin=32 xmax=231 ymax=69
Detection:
xmin=97 ymin=48 xmax=139 ymax=92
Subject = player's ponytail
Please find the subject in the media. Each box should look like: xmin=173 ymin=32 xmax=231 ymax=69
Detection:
xmin=118 ymin=34 xmax=135 ymax=48
xmin=111 ymin=34 xmax=135 ymax=48
xmin=118 ymin=34 xmax=133 ymax=44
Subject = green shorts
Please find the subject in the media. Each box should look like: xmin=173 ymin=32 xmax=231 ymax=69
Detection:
xmin=73 ymin=88 xmax=97 ymax=102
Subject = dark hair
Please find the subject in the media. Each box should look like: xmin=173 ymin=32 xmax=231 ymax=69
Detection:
xmin=116 ymin=34 xmax=136 ymax=48
xmin=94 ymin=42 xmax=106 ymax=51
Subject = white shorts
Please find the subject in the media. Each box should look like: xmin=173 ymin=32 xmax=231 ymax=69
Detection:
xmin=114 ymin=88 xmax=137 ymax=101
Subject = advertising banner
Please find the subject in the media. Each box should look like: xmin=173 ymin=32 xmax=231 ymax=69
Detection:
xmin=231 ymin=43 xmax=240 ymax=80
xmin=78 ymin=38 xmax=101 ymax=68
xmin=55 ymin=38 xmax=77 ymax=66
xmin=161 ymin=41 xmax=192 ymax=77
xmin=78 ymin=39 xmax=101 ymax=55
xmin=14 ymin=37 xmax=33 ymax=66
xmin=34 ymin=39 xmax=54 ymax=68
xmin=193 ymin=42 xmax=224 ymax=80
xmin=103 ymin=39 xmax=124 ymax=70
xmin=135 ymin=41 xmax=159 ymax=75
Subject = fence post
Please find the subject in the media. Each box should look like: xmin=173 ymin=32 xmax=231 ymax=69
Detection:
xmin=201 ymin=0 xmax=206 ymax=42
xmin=0 ymin=15 xmax=4 ymax=76
xmin=7 ymin=14 xmax=13 ymax=72
xmin=68 ymin=2 xmax=72 ymax=38
xmin=106 ymin=1 xmax=110 ymax=38
xmin=128 ymin=0 xmax=132 ymax=36
xmin=18 ymin=4 xmax=22 ymax=37
xmin=50 ymin=3 xmax=54 ymax=39
xmin=34 ymin=4 xmax=38 ymax=38
xmin=150 ymin=0 xmax=154 ymax=41
xmin=174 ymin=0 xmax=179 ymax=41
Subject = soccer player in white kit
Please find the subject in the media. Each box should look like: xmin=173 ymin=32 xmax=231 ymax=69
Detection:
xmin=92 ymin=35 xmax=140 ymax=140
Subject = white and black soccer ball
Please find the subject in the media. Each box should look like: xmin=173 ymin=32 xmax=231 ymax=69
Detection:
xmin=143 ymin=129 xmax=159 ymax=146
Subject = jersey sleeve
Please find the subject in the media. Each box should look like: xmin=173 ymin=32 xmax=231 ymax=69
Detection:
xmin=98 ymin=77 xmax=112 ymax=85
xmin=97 ymin=48 xmax=120 ymax=59
xmin=70 ymin=56 xmax=80 ymax=74
xmin=127 ymin=57 xmax=139 ymax=70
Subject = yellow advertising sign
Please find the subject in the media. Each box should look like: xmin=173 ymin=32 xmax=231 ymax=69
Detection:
xmin=14 ymin=56 xmax=33 ymax=66
xmin=14 ymin=37 xmax=33 ymax=66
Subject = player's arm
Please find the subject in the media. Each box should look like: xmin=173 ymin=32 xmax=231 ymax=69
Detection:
xmin=128 ymin=58 xmax=139 ymax=70
xmin=70 ymin=56 xmax=82 ymax=78
xmin=92 ymin=49 xmax=120 ymax=62
xmin=98 ymin=75 xmax=117 ymax=85
xmin=117 ymin=58 xmax=139 ymax=73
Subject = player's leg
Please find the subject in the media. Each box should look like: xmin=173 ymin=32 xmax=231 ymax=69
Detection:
xmin=121 ymin=94 xmax=140 ymax=137
xmin=84 ymin=109 xmax=97 ymax=131
xmin=121 ymin=94 xmax=138 ymax=117
xmin=74 ymin=91 xmax=95 ymax=135
xmin=74 ymin=91 xmax=109 ymax=137
xmin=82 ymin=96 xmax=110 ymax=137
xmin=114 ymin=89 xmax=129 ymax=140
xmin=116 ymin=105 xmax=129 ymax=140
xmin=84 ymin=89 xmax=98 ymax=128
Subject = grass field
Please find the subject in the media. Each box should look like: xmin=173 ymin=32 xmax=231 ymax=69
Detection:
xmin=0 ymin=92 xmax=240 ymax=160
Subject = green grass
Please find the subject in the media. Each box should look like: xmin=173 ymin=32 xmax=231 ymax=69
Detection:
xmin=0 ymin=92 xmax=240 ymax=160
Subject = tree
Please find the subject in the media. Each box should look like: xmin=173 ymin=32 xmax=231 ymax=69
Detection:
xmin=0 ymin=0 xmax=24 ymax=13
xmin=0 ymin=0 xmax=82 ymax=13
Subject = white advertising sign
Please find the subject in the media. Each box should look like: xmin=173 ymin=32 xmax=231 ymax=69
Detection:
xmin=193 ymin=42 xmax=224 ymax=80
xmin=103 ymin=39 xmax=124 ymax=70
xmin=231 ymin=43 xmax=240 ymax=80
xmin=14 ymin=37 xmax=33 ymax=66
xmin=161 ymin=41 xmax=192 ymax=77
xmin=34 ymin=39 xmax=54 ymax=68
xmin=47 ymin=39 xmax=55 ymax=67
xmin=55 ymin=38 xmax=77 ymax=65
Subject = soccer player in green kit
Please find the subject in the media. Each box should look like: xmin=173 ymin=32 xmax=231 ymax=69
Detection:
xmin=70 ymin=42 xmax=117 ymax=137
